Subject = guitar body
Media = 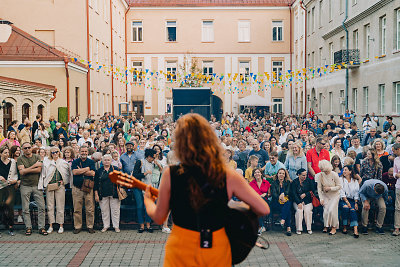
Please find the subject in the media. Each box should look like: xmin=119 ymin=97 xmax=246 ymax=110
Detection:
xmin=225 ymin=207 xmax=259 ymax=265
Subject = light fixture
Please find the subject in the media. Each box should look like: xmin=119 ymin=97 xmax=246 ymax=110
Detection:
xmin=0 ymin=20 xmax=13 ymax=43
xmin=0 ymin=100 xmax=6 ymax=110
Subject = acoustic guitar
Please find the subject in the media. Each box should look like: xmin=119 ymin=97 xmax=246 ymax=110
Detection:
xmin=108 ymin=170 xmax=263 ymax=264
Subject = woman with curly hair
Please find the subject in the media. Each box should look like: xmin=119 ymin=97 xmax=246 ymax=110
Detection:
xmin=360 ymin=148 xmax=383 ymax=184
xmin=143 ymin=114 xmax=269 ymax=267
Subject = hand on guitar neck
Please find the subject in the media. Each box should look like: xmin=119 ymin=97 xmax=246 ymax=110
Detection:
xmin=108 ymin=170 xmax=159 ymax=198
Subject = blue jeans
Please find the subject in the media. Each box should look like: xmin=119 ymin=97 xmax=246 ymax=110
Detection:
xmin=258 ymin=197 xmax=269 ymax=228
xmin=339 ymin=199 xmax=358 ymax=227
xmin=271 ymin=199 xmax=292 ymax=227
xmin=133 ymin=188 xmax=151 ymax=224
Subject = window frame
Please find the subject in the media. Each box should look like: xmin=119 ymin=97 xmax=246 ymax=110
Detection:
xmin=397 ymin=9 xmax=400 ymax=51
xmin=365 ymin=24 xmax=371 ymax=59
xmin=132 ymin=21 xmax=143 ymax=42
xmin=363 ymin=87 xmax=369 ymax=113
xmin=238 ymin=20 xmax=251 ymax=42
xmin=166 ymin=61 xmax=177 ymax=82
xmin=239 ymin=61 xmax=250 ymax=82
xmin=132 ymin=61 xmax=143 ymax=82
xmin=273 ymin=98 xmax=283 ymax=113
xmin=166 ymin=21 xmax=177 ymax=42
xmin=272 ymin=61 xmax=283 ymax=82
xmin=378 ymin=84 xmax=385 ymax=114
xmin=201 ymin=20 xmax=214 ymax=42
xmin=272 ymin=20 xmax=284 ymax=42
xmin=380 ymin=16 xmax=386 ymax=55
xmin=202 ymin=61 xmax=214 ymax=80
xmin=353 ymin=29 xmax=359 ymax=50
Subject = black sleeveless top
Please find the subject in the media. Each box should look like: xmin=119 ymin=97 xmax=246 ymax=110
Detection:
xmin=169 ymin=165 xmax=229 ymax=232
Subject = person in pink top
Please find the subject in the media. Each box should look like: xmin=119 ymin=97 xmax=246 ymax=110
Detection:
xmin=0 ymin=131 xmax=20 ymax=148
xmin=249 ymin=168 xmax=271 ymax=235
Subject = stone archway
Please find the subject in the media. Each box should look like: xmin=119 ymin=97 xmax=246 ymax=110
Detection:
xmin=3 ymin=102 xmax=13 ymax=135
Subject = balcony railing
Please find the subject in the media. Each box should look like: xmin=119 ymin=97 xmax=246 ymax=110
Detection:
xmin=334 ymin=49 xmax=360 ymax=67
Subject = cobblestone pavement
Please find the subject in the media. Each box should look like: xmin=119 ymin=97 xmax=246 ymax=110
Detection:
xmin=0 ymin=228 xmax=399 ymax=267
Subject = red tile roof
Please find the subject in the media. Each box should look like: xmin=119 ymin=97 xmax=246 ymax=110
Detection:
xmin=0 ymin=75 xmax=55 ymax=91
xmin=128 ymin=0 xmax=294 ymax=7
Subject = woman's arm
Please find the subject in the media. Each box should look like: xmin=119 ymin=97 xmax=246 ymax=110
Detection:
xmin=226 ymin=168 xmax=270 ymax=216
xmin=330 ymin=172 xmax=342 ymax=191
xmin=144 ymin=167 xmax=171 ymax=224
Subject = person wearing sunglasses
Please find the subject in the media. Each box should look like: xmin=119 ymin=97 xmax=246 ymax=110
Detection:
xmin=17 ymin=142 xmax=46 ymax=236
xmin=39 ymin=147 xmax=72 ymax=234
xmin=306 ymin=137 xmax=331 ymax=181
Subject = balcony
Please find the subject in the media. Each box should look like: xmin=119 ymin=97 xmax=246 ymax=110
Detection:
xmin=334 ymin=49 xmax=360 ymax=68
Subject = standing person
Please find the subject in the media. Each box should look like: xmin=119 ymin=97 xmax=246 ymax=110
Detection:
xmin=39 ymin=147 xmax=71 ymax=234
xmin=133 ymin=149 xmax=157 ymax=233
xmin=32 ymin=114 xmax=41 ymax=143
xmin=94 ymin=154 xmax=121 ymax=233
xmin=0 ymin=145 xmax=18 ymax=236
xmin=291 ymin=169 xmax=315 ymax=235
xmin=17 ymin=142 xmax=47 ymax=236
xmin=34 ymin=123 xmax=49 ymax=148
xmin=270 ymin=168 xmax=292 ymax=236
xmin=71 ymin=146 xmax=96 ymax=234
xmin=359 ymin=179 xmax=388 ymax=235
xmin=306 ymin=137 xmax=330 ymax=180
xmin=391 ymin=143 xmax=400 ymax=236
xmin=316 ymin=160 xmax=342 ymax=235
xmin=143 ymin=114 xmax=269 ymax=267
xmin=340 ymin=165 xmax=360 ymax=238
xmin=285 ymin=140 xmax=307 ymax=181
xmin=18 ymin=123 xmax=31 ymax=145
xmin=360 ymin=148 xmax=383 ymax=184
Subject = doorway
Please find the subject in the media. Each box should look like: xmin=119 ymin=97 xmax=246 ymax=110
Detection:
xmin=3 ymin=102 xmax=13 ymax=135
xmin=22 ymin=103 xmax=30 ymax=122
xmin=132 ymin=101 xmax=144 ymax=118
xmin=38 ymin=104 xmax=44 ymax=119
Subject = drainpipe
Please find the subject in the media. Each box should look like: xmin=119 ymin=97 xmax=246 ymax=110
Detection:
xmin=110 ymin=0 xmax=114 ymax=115
xmin=342 ymin=0 xmax=349 ymax=110
xmin=125 ymin=6 xmax=129 ymax=103
xmin=64 ymin=57 xmax=70 ymax=120
xmin=86 ymin=0 xmax=91 ymax=116
xmin=289 ymin=3 xmax=293 ymax=115
xmin=300 ymin=0 xmax=307 ymax=116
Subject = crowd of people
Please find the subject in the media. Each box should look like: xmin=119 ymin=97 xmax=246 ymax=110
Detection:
xmin=0 ymin=110 xmax=399 ymax=239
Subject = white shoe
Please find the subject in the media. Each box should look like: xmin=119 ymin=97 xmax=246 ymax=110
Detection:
xmin=17 ymin=215 xmax=23 ymax=223
xmin=296 ymin=231 xmax=302 ymax=235
xmin=58 ymin=227 xmax=64 ymax=234
xmin=47 ymin=227 xmax=53 ymax=234
xmin=115 ymin=228 xmax=120 ymax=233
xmin=308 ymin=230 xmax=313 ymax=235
xmin=162 ymin=227 xmax=171 ymax=234
xmin=261 ymin=226 xmax=266 ymax=233
xmin=101 ymin=228 xmax=108 ymax=233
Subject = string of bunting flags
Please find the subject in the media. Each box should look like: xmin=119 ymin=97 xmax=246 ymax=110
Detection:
xmin=70 ymin=55 xmax=378 ymax=95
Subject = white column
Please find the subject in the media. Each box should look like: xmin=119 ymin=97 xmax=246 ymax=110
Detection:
xmin=284 ymin=54 xmax=291 ymax=115
xmin=158 ymin=57 xmax=165 ymax=115
xmin=251 ymin=56 xmax=258 ymax=95
xmin=144 ymin=56 xmax=152 ymax=116
xmin=265 ymin=55 xmax=272 ymax=107
xmin=224 ymin=56 xmax=232 ymax=113
xmin=127 ymin=55 xmax=133 ymax=111
xmin=231 ymin=56 xmax=239 ymax=114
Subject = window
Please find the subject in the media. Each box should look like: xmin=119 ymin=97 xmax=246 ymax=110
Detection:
xmin=380 ymin=16 xmax=386 ymax=55
xmin=75 ymin=87 xmax=79 ymax=115
xmin=307 ymin=54 xmax=311 ymax=68
xmin=103 ymin=93 xmax=105 ymax=114
xmin=329 ymin=42 xmax=334 ymax=64
xmin=311 ymin=52 xmax=315 ymax=68
xmin=202 ymin=61 xmax=214 ymax=79
xmin=329 ymin=0 xmax=333 ymax=21
xmin=166 ymin=21 xmax=177 ymax=42
xmin=365 ymin=24 xmax=371 ymax=59
xmin=340 ymin=36 xmax=345 ymax=50
xmin=352 ymin=88 xmax=358 ymax=111
xmin=397 ymin=9 xmax=400 ymax=50
xmin=106 ymin=94 xmax=109 ymax=113
xmin=132 ymin=21 xmax=143 ymax=42
xmin=103 ymin=0 xmax=108 ymax=22
xmin=94 ymin=0 xmax=98 ymax=12
xmin=353 ymin=30 xmax=358 ymax=49
xmin=166 ymin=61 xmax=177 ymax=81
xmin=89 ymin=35 xmax=93 ymax=61
xmin=272 ymin=21 xmax=283 ymax=41
xmin=340 ymin=0 xmax=345 ymax=13
xmin=273 ymin=98 xmax=283 ymax=113
xmin=319 ymin=47 xmax=323 ymax=66
xmin=239 ymin=61 xmax=250 ymax=81
xmin=319 ymin=93 xmax=323 ymax=113
xmin=319 ymin=0 xmax=323 ymax=27
xmin=378 ymin=84 xmax=385 ymax=114
xmin=307 ymin=11 xmax=311 ymax=33
xmin=363 ymin=87 xmax=369 ymax=113
xmin=238 ymin=21 xmax=250 ymax=42
xmin=329 ymin=92 xmax=333 ymax=113
xmin=95 ymin=39 xmax=99 ymax=62
xmin=96 ymin=92 xmax=100 ymax=115
xmin=202 ymin=21 xmax=214 ymax=42
xmin=311 ymin=7 xmax=315 ymax=32
xmin=396 ymin=83 xmax=400 ymax=113
xmin=272 ymin=61 xmax=283 ymax=82
xmin=90 ymin=91 xmax=93 ymax=115
xmin=105 ymin=46 xmax=109 ymax=71
xmin=352 ymin=0 xmax=357 ymax=5
xmin=340 ymin=90 xmax=345 ymax=114
xmin=132 ymin=61 xmax=143 ymax=82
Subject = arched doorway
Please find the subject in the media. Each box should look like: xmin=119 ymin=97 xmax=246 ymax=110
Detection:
xmin=38 ymin=104 xmax=44 ymax=119
xmin=3 ymin=102 xmax=13 ymax=135
xmin=211 ymin=95 xmax=223 ymax=121
xmin=22 ymin=103 xmax=30 ymax=122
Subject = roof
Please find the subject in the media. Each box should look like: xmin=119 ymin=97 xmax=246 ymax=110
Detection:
xmin=0 ymin=75 xmax=55 ymax=91
xmin=0 ymin=22 xmax=86 ymax=68
xmin=128 ymin=0 xmax=294 ymax=7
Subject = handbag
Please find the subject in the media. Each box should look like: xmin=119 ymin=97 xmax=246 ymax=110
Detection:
xmin=310 ymin=191 xmax=320 ymax=207
xmin=117 ymin=186 xmax=128 ymax=201
xmin=81 ymin=178 xmax=94 ymax=193
xmin=47 ymin=182 xmax=60 ymax=192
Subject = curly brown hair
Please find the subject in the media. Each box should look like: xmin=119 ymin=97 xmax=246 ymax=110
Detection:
xmin=175 ymin=113 xmax=226 ymax=211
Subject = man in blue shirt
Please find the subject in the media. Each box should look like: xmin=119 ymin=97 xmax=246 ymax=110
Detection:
xmin=71 ymin=146 xmax=96 ymax=234
xmin=249 ymin=140 xmax=269 ymax=168
xmin=120 ymin=141 xmax=139 ymax=175
xmin=359 ymin=179 xmax=388 ymax=235
xmin=264 ymin=151 xmax=285 ymax=183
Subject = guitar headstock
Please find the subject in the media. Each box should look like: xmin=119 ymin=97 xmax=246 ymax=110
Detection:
xmin=109 ymin=171 xmax=136 ymax=188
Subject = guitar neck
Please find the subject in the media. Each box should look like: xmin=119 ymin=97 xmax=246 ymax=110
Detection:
xmin=109 ymin=170 xmax=159 ymax=198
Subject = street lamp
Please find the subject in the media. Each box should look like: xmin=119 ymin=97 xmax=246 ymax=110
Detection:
xmin=0 ymin=100 xmax=7 ymax=110
xmin=0 ymin=20 xmax=13 ymax=43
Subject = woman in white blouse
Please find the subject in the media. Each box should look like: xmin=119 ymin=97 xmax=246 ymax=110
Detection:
xmin=340 ymin=165 xmax=361 ymax=238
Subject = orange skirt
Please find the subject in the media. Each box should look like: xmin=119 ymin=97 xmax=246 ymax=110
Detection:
xmin=164 ymin=224 xmax=232 ymax=267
